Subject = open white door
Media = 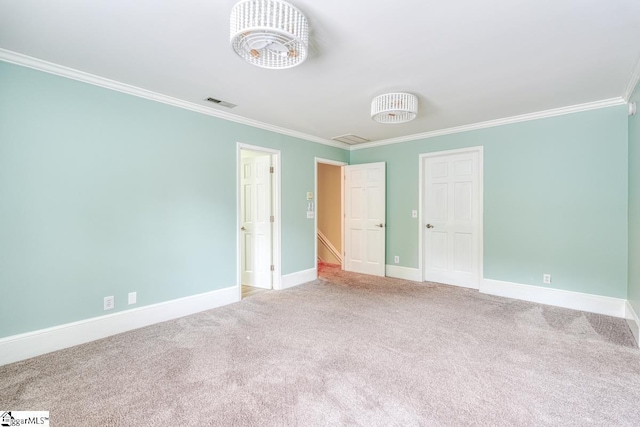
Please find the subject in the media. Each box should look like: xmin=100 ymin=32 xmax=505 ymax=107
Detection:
xmin=344 ymin=162 xmax=386 ymax=277
xmin=423 ymin=149 xmax=481 ymax=288
xmin=241 ymin=154 xmax=272 ymax=289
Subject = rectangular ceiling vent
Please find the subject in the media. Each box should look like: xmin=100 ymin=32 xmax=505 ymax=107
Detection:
xmin=204 ymin=97 xmax=237 ymax=109
xmin=331 ymin=134 xmax=371 ymax=145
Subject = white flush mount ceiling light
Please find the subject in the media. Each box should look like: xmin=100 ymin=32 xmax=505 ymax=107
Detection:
xmin=371 ymin=93 xmax=418 ymax=124
xmin=230 ymin=0 xmax=309 ymax=69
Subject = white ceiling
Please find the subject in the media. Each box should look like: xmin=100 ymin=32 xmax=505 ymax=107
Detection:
xmin=1 ymin=0 xmax=639 ymax=145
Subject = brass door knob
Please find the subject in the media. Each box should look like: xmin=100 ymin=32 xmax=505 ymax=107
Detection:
xmin=426 ymin=224 xmax=434 ymax=229
xmin=241 ymin=226 xmax=246 ymax=231
xmin=375 ymin=223 xmax=385 ymax=228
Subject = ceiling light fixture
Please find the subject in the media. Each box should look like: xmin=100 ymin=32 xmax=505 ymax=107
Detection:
xmin=230 ymin=0 xmax=309 ymax=69
xmin=371 ymin=93 xmax=418 ymax=124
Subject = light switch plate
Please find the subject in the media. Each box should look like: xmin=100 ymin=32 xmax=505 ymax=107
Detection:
xmin=411 ymin=210 xmax=418 ymax=218
xmin=306 ymin=192 xmax=313 ymax=200
xmin=128 ymin=292 xmax=137 ymax=305
xmin=306 ymin=211 xmax=314 ymax=219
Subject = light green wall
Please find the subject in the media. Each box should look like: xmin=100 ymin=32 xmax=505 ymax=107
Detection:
xmin=0 ymin=61 xmax=348 ymax=338
xmin=629 ymin=86 xmax=640 ymax=315
xmin=0 ymin=59 xmax=632 ymax=339
xmin=351 ymin=106 xmax=629 ymax=298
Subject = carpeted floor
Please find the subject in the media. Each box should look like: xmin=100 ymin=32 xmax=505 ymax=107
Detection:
xmin=2 ymin=266 xmax=640 ymax=426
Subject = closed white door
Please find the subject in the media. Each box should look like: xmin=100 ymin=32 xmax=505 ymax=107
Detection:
xmin=344 ymin=162 xmax=386 ymax=277
xmin=241 ymin=154 xmax=272 ymax=289
xmin=423 ymin=150 xmax=480 ymax=288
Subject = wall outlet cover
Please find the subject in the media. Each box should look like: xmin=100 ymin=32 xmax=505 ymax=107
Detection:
xmin=104 ymin=296 xmax=114 ymax=311
xmin=128 ymin=292 xmax=137 ymax=305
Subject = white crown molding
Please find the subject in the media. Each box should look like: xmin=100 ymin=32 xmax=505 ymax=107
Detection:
xmin=0 ymin=48 xmax=348 ymax=150
xmin=350 ymin=98 xmax=627 ymax=151
xmin=623 ymin=54 xmax=640 ymax=102
xmin=2 ymin=48 xmax=632 ymax=153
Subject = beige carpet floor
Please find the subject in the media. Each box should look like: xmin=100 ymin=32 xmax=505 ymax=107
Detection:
xmin=2 ymin=265 xmax=640 ymax=426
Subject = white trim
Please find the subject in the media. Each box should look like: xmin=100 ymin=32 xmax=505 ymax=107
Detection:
xmin=0 ymin=48 xmax=346 ymax=150
xmin=626 ymin=301 xmax=640 ymax=347
xmin=351 ymin=98 xmax=626 ymax=150
xmin=237 ymin=143 xmax=282 ymax=293
xmin=385 ymin=265 xmax=421 ymax=282
xmin=623 ymin=54 xmax=640 ymax=102
xmin=2 ymin=49 xmax=630 ymax=153
xmin=2 ymin=49 xmax=630 ymax=152
xmin=0 ymin=286 xmax=239 ymax=366
xmin=281 ymin=268 xmax=317 ymax=290
xmin=481 ymin=279 xmax=626 ymax=318
xmin=419 ymin=146 xmax=484 ymax=288
xmin=314 ymin=157 xmax=348 ymax=271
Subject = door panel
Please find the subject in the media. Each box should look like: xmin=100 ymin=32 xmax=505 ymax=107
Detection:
xmin=423 ymin=151 xmax=480 ymax=288
xmin=344 ymin=162 xmax=386 ymax=277
xmin=241 ymin=154 xmax=272 ymax=289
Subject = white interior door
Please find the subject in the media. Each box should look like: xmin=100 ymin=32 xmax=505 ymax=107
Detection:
xmin=344 ymin=162 xmax=386 ymax=277
xmin=423 ymin=150 xmax=480 ymax=288
xmin=241 ymin=154 xmax=272 ymax=289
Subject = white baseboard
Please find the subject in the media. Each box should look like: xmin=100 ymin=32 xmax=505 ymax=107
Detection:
xmin=280 ymin=268 xmax=317 ymax=290
xmin=480 ymin=279 xmax=626 ymax=318
xmin=626 ymin=301 xmax=640 ymax=347
xmin=0 ymin=286 xmax=239 ymax=366
xmin=385 ymin=265 xmax=422 ymax=282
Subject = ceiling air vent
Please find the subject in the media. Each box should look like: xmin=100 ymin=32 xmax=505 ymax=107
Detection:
xmin=331 ymin=134 xmax=371 ymax=145
xmin=204 ymin=97 xmax=237 ymax=109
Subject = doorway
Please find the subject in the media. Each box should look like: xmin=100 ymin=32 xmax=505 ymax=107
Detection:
xmin=238 ymin=144 xmax=281 ymax=299
xmin=315 ymin=158 xmax=347 ymax=276
xmin=420 ymin=147 xmax=483 ymax=289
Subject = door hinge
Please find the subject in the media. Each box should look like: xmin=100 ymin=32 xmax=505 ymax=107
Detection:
xmin=270 ymin=215 xmax=274 ymax=223
xmin=269 ymin=166 xmax=274 ymax=173
xmin=270 ymin=265 xmax=275 ymax=271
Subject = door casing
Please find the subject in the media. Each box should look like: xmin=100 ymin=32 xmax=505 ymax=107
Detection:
xmin=237 ymin=143 xmax=281 ymax=299
xmin=418 ymin=146 xmax=484 ymax=287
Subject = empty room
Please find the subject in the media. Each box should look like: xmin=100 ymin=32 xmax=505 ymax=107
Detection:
xmin=1 ymin=0 xmax=640 ymax=425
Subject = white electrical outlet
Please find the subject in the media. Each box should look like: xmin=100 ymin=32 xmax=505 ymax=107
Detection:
xmin=104 ymin=296 xmax=114 ymax=311
xmin=543 ymin=274 xmax=551 ymax=284
xmin=128 ymin=292 xmax=137 ymax=305
xmin=411 ymin=210 xmax=418 ymax=218
xmin=394 ymin=256 xmax=400 ymax=264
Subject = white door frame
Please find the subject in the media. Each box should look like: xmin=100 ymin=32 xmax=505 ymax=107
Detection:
xmin=418 ymin=146 xmax=484 ymax=284
xmin=314 ymin=158 xmax=347 ymax=269
xmin=237 ymin=143 xmax=282 ymax=300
